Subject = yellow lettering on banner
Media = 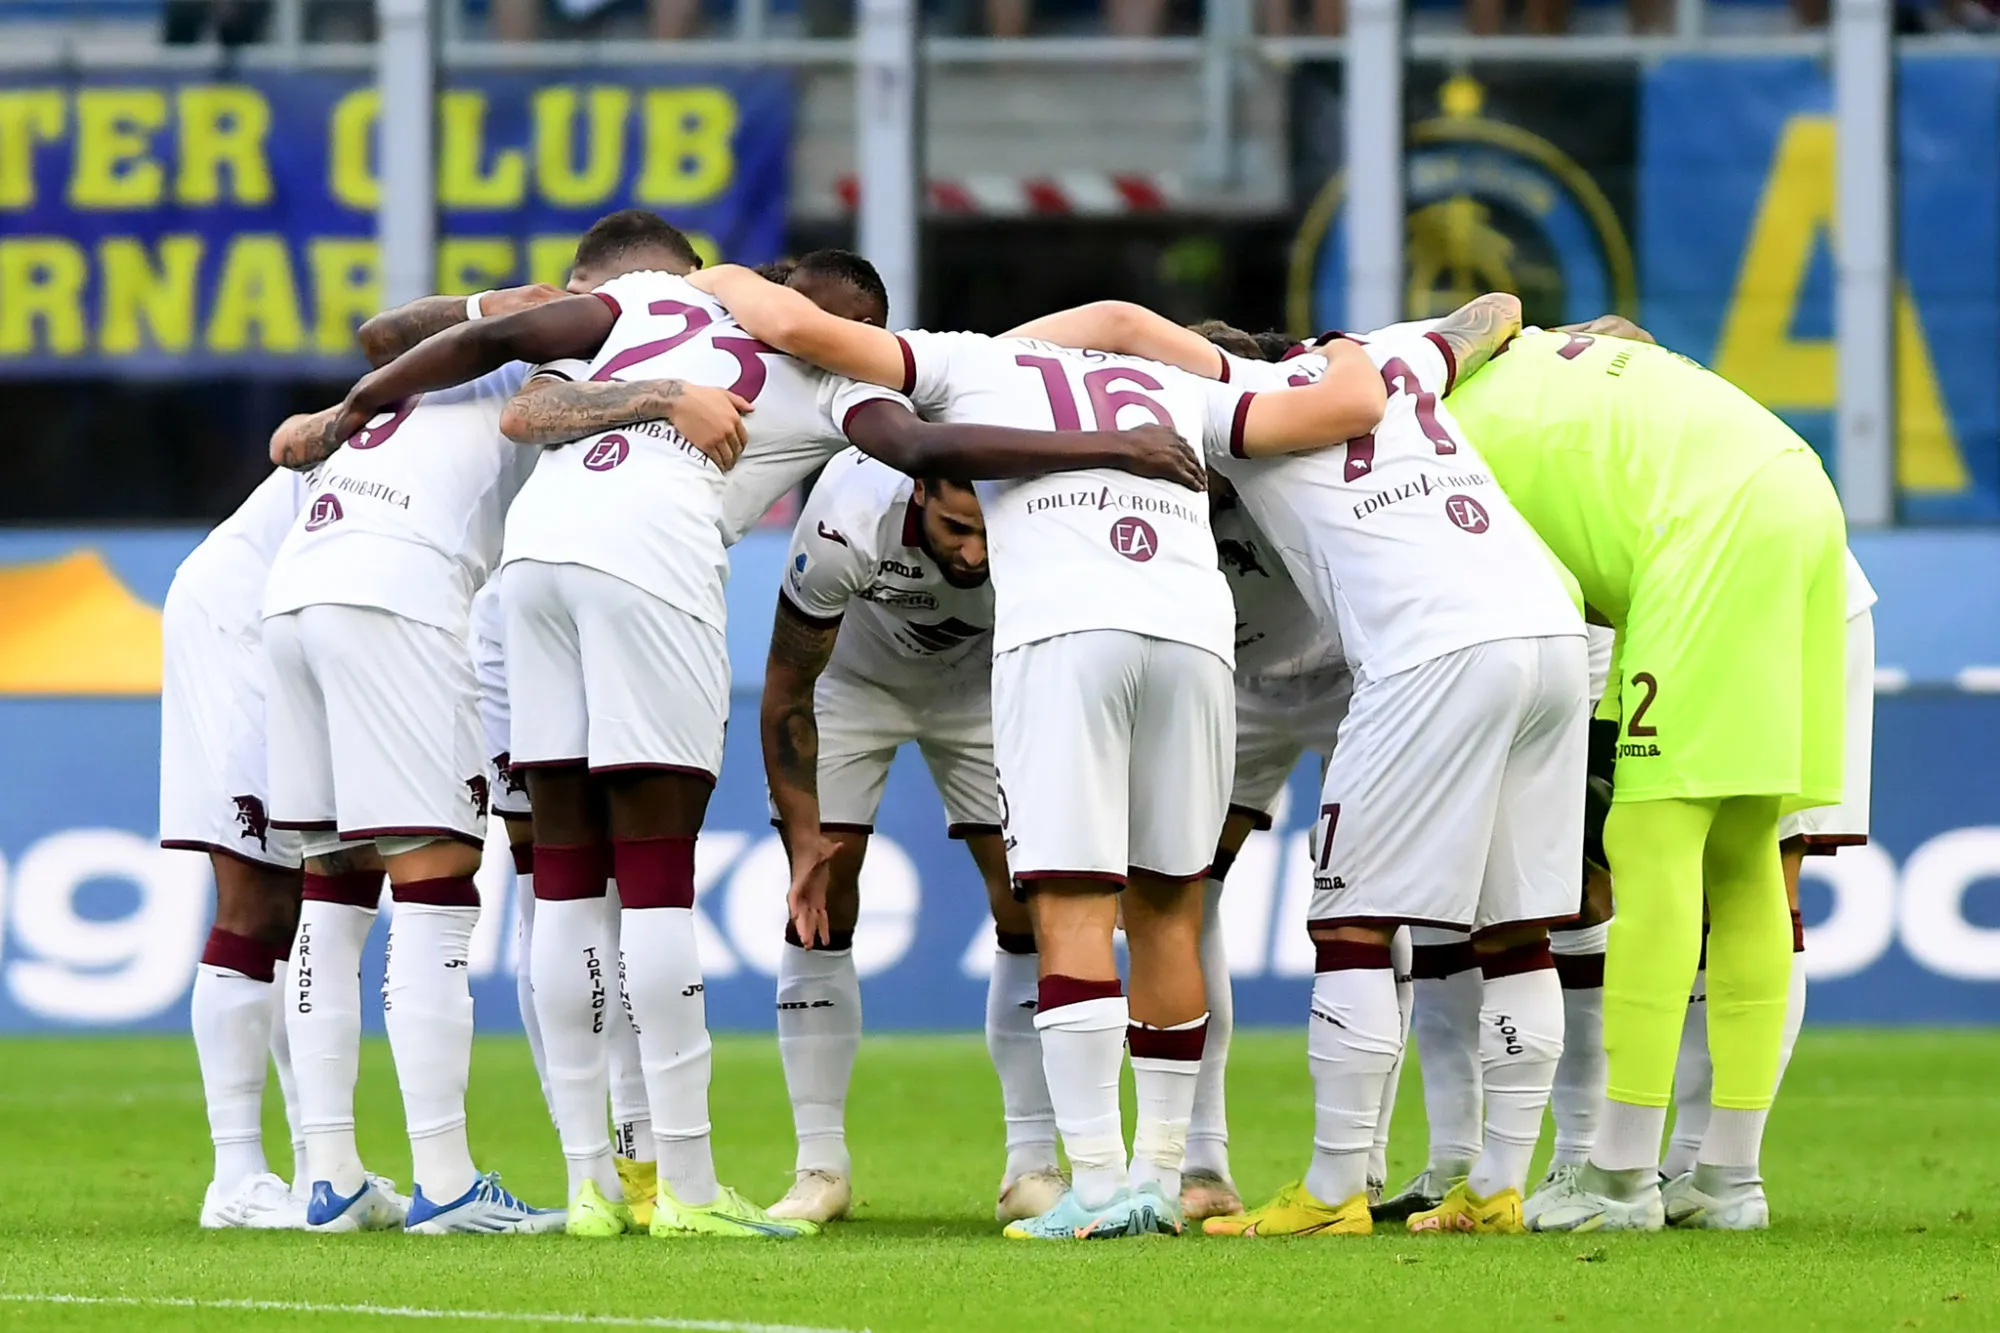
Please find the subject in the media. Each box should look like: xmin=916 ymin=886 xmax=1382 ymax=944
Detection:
xmin=0 ymin=238 xmax=87 ymax=353
xmin=309 ymin=238 xmax=382 ymax=353
xmin=635 ymin=87 xmax=736 ymax=207
xmin=533 ymin=86 xmax=629 ymax=208
xmin=527 ymin=233 xmax=579 ymax=288
xmin=0 ymin=91 xmax=65 ymax=209
xmin=176 ymin=86 xmax=273 ymax=206
xmin=69 ymin=89 xmax=168 ymax=209
xmin=207 ymin=233 xmax=304 ymax=352
xmin=439 ymin=91 xmax=526 ymax=210
xmin=99 ymin=235 xmax=202 ymax=353
xmin=1714 ymin=114 xmax=1969 ymax=493
xmin=436 ymin=237 xmax=516 ymax=295
xmin=329 ymin=88 xmax=380 ymax=210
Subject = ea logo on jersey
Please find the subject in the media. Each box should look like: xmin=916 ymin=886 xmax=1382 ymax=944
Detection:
xmin=304 ymin=493 xmax=343 ymax=531
xmin=1287 ymin=74 xmax=1637 ymax=338
xmin=583 ymin=434 xmax=630 ymax=472
xmin=1445 ymin=494 xmax=1490 ymax=533
xmin=1109 ymin=516 xmax=1159 ymax=563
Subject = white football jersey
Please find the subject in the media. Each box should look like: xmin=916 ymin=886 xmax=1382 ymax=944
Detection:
xmin=501 ymin=271 xmax=899 ymax=626
xmin=1211 ymin=498 xmax=1346 ymax=682
xmin=782 ymin=449 xmax=995 ymax=692
xmin=1845 ymin=546 xmax=1876 ymax=619
xmin=1209 ymin=328 xmax=1583 ymax=682
xmin=845 ymin=331 xmax=1240 ymax=662
xmin=263 ymin=363 xmax=534 ymax=638
xmin=171 ymin=467 xmax=316 ymax=636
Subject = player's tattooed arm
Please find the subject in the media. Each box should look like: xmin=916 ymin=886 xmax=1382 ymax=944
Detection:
xmin=355 ymin=284 xmax=564 ymax=367
xmin=1005 ymin=301 xmax=1228 ymax=380
xmin=1430 ymin=292 xmax=1524 ymax=383
xmin=686 ymin=265 xmax=909 ymax=389
xmin=327 ymin=293 xmax=619 ymax=450
xmin=499 ymin=375 xmax=754 ymax=467
xmin=762 ymin=597 xmax=845 ymax=947
xmin=845 ymin=399 xmax=1206 ymax=491
xmin=270 ymin=406 xmax=343 ymax=470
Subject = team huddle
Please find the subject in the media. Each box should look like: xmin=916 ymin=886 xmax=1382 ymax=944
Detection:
xmin=160 ymin=206 xmax=1875 ymax=1241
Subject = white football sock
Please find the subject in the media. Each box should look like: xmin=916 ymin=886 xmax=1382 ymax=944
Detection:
xmin=289 ymin=900 xmax=375 ymax=1196
xmin=192 ymin=961 xmax=274 ymax=1193
xmin=1551 ymin=980 xmax=1606 ymax=1167
xmin=777 ymin=942 xmax=862 ymax=1177
xmin=1468 ymin=963 xmax=1565 ymax=1198
xmin=1594 ymin=1101 xmax=1669 ymax=1174
xmin=1411 ymin=963 xmax=1484 ymax=1169
xmin=1304 ymin=966 xmax=1403 ymax=1207
xmin=1777 ymin=959 xmax=1807 ymax=1087
xmin=1696 ymin=959 xmax=1804 ymax=1174
xmin=605 ymin=880 xmax=653 ymax=1161
xmin=1034 ymin=991 xmax=1129 ymax=1210
xmin=267 ymin=964 xmax=307 ymax=1196
xmin=620 ymin=906 xmax=717 ymax=1206
xmin=1185 ymin=878 xmax=1234 ymax=1181
xmin=1371 ymin=929 xmax=1415 ymax=1186
xmin=1662 ymin=969 xmax=1711 ymax=1178
xmin=986 ymin=948 xmax=1056 ymax=1181
xmin=1129 ymin=1014 xmax=1206 ymax=1200
xmin=513 ymin=874 xmax=558 ymax=1127
xmin=531 ymin=893 xmax=622 ymax=1200
xmin=384 ymin=902 xmax=481 ymax=1205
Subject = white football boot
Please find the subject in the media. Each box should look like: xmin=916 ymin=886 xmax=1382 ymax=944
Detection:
xmin=767 ymin=1169 xmax=853 ymax=1224
xmin=200 ymin=1172 xmax=309 ymax=1230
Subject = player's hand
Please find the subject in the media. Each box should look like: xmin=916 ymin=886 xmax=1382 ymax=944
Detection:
xmin=786 ymin=835 xmax=839 ymax=948
xmin=323 ymin=395 xmax=375 ymax=451
xmin=481 ymin=283 xmax=566 ymax=317
xmin=664 ymin=384 xmax=754 ymax=470
xmin=1108 ymin=423 xmax=1206 ymax=493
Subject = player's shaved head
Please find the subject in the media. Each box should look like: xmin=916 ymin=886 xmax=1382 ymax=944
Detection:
xmin=568 ymin=209 xmax=704 ymax=291
xmin=787 ymin=249 xmax=890 ymax=327
xmin=1188 ymin=320 xmax=1264 ymax=360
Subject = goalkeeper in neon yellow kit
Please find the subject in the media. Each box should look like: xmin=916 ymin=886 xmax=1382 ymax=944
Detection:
xmin=1445 ymin=324 xmax=1848 ymax=1231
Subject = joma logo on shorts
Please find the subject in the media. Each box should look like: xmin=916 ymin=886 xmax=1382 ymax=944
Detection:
xmin=1617 ymin=742 xmax=1663 ymax=758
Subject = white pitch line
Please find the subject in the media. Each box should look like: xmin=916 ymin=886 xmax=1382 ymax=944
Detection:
xmin=0 ymin=1293 xmax=866 ymax=1333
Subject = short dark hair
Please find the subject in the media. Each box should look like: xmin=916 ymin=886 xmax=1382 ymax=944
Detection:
xmin=573 ymin=209 xmax=704 ymax=274
xmin=918 ymin=474 xmax=975 ymax=498
xmin=1253 ymin=330 xmax=1297 ymax=362
xmin=754 ymin=259 xmax=797 ymax=283
xmin=791 ymin=248 xmax=890 ymax=325
xmin=1188 ymin=319 xmax=1263 ymax=360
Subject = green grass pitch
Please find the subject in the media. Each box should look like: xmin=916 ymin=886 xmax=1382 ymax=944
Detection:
xmin=1 ymin=1030 xmax=1996 ymax=1332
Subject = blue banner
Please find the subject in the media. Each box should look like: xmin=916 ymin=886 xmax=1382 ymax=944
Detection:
xmin=0 ymin=69 xmax=791 ymax=377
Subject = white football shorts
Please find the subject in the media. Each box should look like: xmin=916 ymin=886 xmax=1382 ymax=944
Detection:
xmin=993 ymin=629 xmax=1234 ymax=885
xmin=1312 ymin=634 xmax=1589 ymax=933
xmin=791 ymin=665 xmax=1001 ymax=836
xmin=264 ymin=603 xmax=489 ymax=853
xmin=159 ymin=580 xmax=303 ymax=870
xmin=1229 ymin=666 xmax=1353 ymax=828
xmin=471 ymin=585 xmax=531 ymax=820
xmin=504 ymin=559 xmax=728 ymax=780
xmin=1780 ymin=607 xmax=1874 ymax=850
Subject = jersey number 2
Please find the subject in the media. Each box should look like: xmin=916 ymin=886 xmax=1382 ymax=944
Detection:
xmin=591 ymin=299 xmax=778 ymax=401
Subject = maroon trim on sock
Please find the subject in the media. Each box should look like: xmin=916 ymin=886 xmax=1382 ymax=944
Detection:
xmin=200 ymin=927 xmax=281 ymax=982
xmin=1553 ymin=952 xmax=1606 ymax=989
xmin=1038 ymin=974 xmax=1122 ymax=1013
xmin=1227 ymin=801 xmax=1276 ymax=832
xmin=510 ymin=843 xmax=534 ymax=876
xmin=614 ymin=836 xmax=698 ymax=910
xmin=1791 ymin=908 xmax=1806 ymax=954
xmin=301 ymin=870 xmax=383 ymax=908
xmin=1128 ymin=1019 xmax=1207 ymax=1062
xmin=1314 ymin=940 xmax=1392 ymax=973
xmin=995 ymin=929 xmax=1037 ymax=956
xmin=1479 ymin=939 xmax=1555 ymax=981
xmin=391 ymin=875 xmax=480 ymax=907
xmin=783 ymin=921 xmax=855 ymax=951
xmin=533 ymin=843 xmax=608 ymax=901
xmin=1410 ymin=941 xmax=1477 ymax=980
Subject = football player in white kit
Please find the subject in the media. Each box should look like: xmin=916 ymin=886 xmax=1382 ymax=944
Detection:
xmin=160 ymin=467 xmax=324 ymax=1230
xmin=328 ymin=226 xmax=1206 ymax=1241
xmin=678 ymin=262 xmax=1389 ymax=1240
xmin=756 ymin=449 xmax=1062 ymax=1226
xmin=1022 ymin=294 xmax=1589 ymax=1237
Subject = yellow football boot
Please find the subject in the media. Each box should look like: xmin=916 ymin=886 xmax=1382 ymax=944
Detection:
xmin=614 ymin=1157 xmax=656 ymax=1230
xmin=1407 ymin=1181 xmax=1525 ymax=1235
xmin=565 ymin=1179 xmax=637 ymax=1238
xmin=1202 ymin=1181 xmax=1372 ymax=1237
xmin=649 ymin=1183 xmax=820 ymax=1239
